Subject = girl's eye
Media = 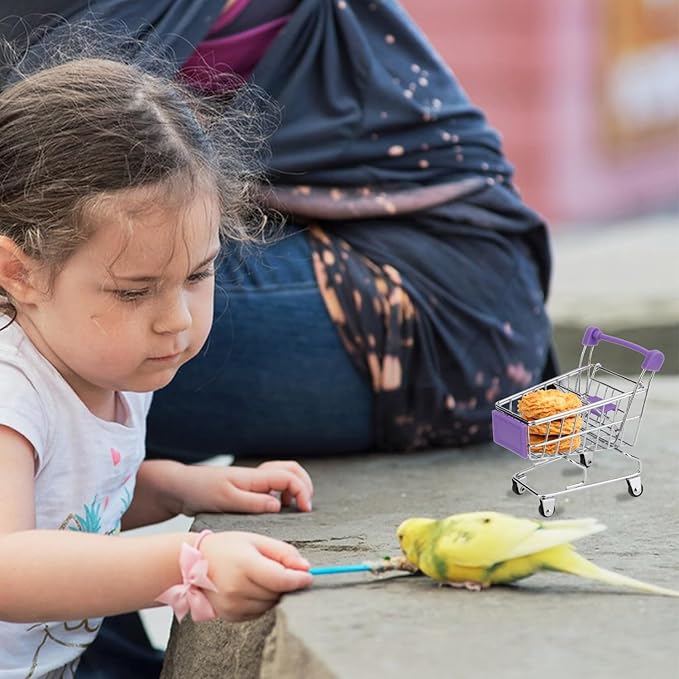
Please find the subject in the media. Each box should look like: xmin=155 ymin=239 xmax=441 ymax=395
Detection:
xmin=114 ymin=288 xmax=150 ymax=303
xmin=109 ymin=269 xmax=213 ymax=300
xmin=187 ymin=269 xmax=215 ymax=284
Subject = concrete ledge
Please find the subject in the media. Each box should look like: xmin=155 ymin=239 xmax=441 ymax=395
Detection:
xmin=161 ymin=611 xmax=274 ymax=678
xmin=162 ymin=378 xmax=679 ymax=679
xmin=548 ymin=215 xmax=679 ymax=374
xmin=260 ymin=611 xmax=335 ymax=679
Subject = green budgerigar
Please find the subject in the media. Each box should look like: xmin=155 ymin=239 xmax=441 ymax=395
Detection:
xmin=396 ymin=511 xmax=679 ymax=596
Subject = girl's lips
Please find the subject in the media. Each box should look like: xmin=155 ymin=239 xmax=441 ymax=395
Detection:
xmin=148 ymin=352 xmax=183 ymax=362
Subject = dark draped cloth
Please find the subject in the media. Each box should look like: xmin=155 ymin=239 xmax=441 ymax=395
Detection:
xmin=0 ymin=0 xmax=226 ymax=66
xmin=1 ymin=0 xmax=553 ymax=450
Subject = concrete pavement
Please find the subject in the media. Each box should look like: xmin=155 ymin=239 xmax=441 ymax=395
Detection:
xmin=548 ymin=214 xmax=679 ymax=374
xmin=162 ymin=376 xmax=679 ymax=679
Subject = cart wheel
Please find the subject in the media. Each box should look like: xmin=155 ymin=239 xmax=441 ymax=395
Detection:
xmin=538 ymin=498 xmax=555 ymax=518
xmin=579 ymin=453 xmax=593 ymax=468
xmin=511 ymin=479 xmax=526 ymax=495
xmin=627 ymin=477 xmax=643 ymax=498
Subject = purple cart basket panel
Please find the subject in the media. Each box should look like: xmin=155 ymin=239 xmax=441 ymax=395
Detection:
xmin=587 ymin=394 xmax=617 ymax=417
xmin=492 ymin=410 xmax=529 ymax=459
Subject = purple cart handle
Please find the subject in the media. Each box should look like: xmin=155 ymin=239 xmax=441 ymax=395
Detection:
xmin=582 ymin=326 xmax=665 ymax=372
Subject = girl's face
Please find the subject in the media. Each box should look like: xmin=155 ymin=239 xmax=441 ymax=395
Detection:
xmin=22 ymin=185 xmax=221 ymax=414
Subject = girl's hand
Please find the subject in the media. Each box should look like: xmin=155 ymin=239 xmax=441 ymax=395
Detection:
xmin=179 ymin=460 xmax=313 ymax=515
xmin=200 ymin=531 xmax=313 ymax=622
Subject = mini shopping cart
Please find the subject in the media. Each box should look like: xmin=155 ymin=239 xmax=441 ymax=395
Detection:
xmin=492 ymin=326 xmax=664 ymax=517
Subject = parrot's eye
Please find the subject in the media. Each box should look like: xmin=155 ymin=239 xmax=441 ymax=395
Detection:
xmin=483 ymin=518 xmax=491 ymax=524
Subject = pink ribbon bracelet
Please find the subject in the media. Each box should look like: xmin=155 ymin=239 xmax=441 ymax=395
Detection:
xmin=156 ymin=529 xmax=217 ymax=622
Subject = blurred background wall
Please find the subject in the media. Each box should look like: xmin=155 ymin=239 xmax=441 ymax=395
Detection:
xmin=400 ymin=0 xmax=679 ymax=227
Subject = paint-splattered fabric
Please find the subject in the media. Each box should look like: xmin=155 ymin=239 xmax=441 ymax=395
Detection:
xmin=250 ymin=0 xmax=553 ymax=449
xmin=306 ymin=214 xmax=551 ymax=450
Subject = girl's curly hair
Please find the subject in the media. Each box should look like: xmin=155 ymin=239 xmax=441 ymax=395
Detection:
xmin=0 ymin=22 xmax=278 ymax=317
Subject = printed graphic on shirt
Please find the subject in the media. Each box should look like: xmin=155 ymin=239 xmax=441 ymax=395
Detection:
xmin=60 ymin=497 xmax=103 ymax=533
xmin=25 ymin=620 xmax=100 ymax=679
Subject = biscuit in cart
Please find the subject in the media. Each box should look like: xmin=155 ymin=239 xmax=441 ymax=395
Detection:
xmin=518 ymin=389 xmax=583 ymax=437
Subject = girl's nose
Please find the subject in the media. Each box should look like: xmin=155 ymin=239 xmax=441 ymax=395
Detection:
xmin=153 ymin=292 xmax=192 ymax=335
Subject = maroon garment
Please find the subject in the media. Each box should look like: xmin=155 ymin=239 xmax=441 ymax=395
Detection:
xmin=180 ymin=0 xmax=292 ymax=87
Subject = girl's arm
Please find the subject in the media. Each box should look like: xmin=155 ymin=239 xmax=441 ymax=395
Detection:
xmin=0 ymin=529 xmax=195 ymax=622
xmin=0 ymin=427 xmax=311 ymax=624
xmin=121 ymin=459 xmax=186 ymax=528
xmin=121 ymin=459 xmax=314 ymax=531
xmin=0 ymin=425 xmax=192 ymax=621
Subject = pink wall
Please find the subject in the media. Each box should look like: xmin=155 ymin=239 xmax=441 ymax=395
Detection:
xmin=400 ymin=0 xmax=679 ymax=226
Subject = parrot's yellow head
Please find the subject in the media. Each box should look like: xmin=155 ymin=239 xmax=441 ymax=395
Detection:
xmin=396 ymin=517 xmax=436 ymax=566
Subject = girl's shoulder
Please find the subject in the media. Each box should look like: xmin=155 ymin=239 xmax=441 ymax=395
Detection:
xmin=0 ymin=320 xmax=56 ymax=405
xmin=0 ymin=321 xmax=53 ymax=468
xmin=0 ymin=320 xmax=45 ymax=389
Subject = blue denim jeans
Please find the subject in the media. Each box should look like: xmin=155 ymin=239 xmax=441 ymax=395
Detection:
xmin=76 ymin=613 xmax=163 ymax=678
xmin=146 ymin=227 xmax=376 ymax=461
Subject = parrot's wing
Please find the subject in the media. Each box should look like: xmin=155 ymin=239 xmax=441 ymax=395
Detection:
xmin=503 ymin=518 xmax=606 ymax=560
xmin=433 ymin=514 xmax=605 ymax=568
xmin=433 ymin=514 xmax=542 ymax=568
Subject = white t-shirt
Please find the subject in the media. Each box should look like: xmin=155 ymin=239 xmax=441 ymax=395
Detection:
xmin=0 ymin=318 xmax=152 ymax=678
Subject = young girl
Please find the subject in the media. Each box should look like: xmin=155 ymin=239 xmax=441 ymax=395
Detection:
xmin=0 ymin=55 xmax=314 ymax=677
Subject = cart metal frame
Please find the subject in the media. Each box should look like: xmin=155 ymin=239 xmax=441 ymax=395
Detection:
xmin=492 ymin=326 xmax=664 ymax=516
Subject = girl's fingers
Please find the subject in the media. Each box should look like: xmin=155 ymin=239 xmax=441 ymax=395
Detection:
xmin=258 ymin=461 xmax=314 ymax=501
xmin=229 ymin=487 xmax=281 ymax=514
xmin=204 ymin=533 xmax=312 ymax=621
xmin=246 ymin=536 xmax=313 ymax=593
xmin=252 ymin=534 xmax=310 ymax=571
xmin=250 ymin=558 xmax=313 ymax=594
xmin=248 ymin=469 xmax=312 ymax=512
xmin=253 ymin=535 xmax=310 ymax=571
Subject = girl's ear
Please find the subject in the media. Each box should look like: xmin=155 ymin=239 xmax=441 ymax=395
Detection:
xmin=0 ymin=236 xmax=43 ymax=305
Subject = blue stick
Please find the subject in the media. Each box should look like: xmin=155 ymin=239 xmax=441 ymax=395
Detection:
xmin=309 ymin=563 xmax=373 ymax=576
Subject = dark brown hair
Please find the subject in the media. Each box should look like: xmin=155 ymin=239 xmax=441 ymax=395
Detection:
xmin=0 ymin=37 xmax=272 ymax=316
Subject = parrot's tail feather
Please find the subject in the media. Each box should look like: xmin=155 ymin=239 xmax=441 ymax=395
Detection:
xmin=541 ymin=518 xmax=606 ymax=532
xmin=545 ymin=547 xmax=679 ymax=597
xmin=505 ymin=519 xmax=606 ymax=560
